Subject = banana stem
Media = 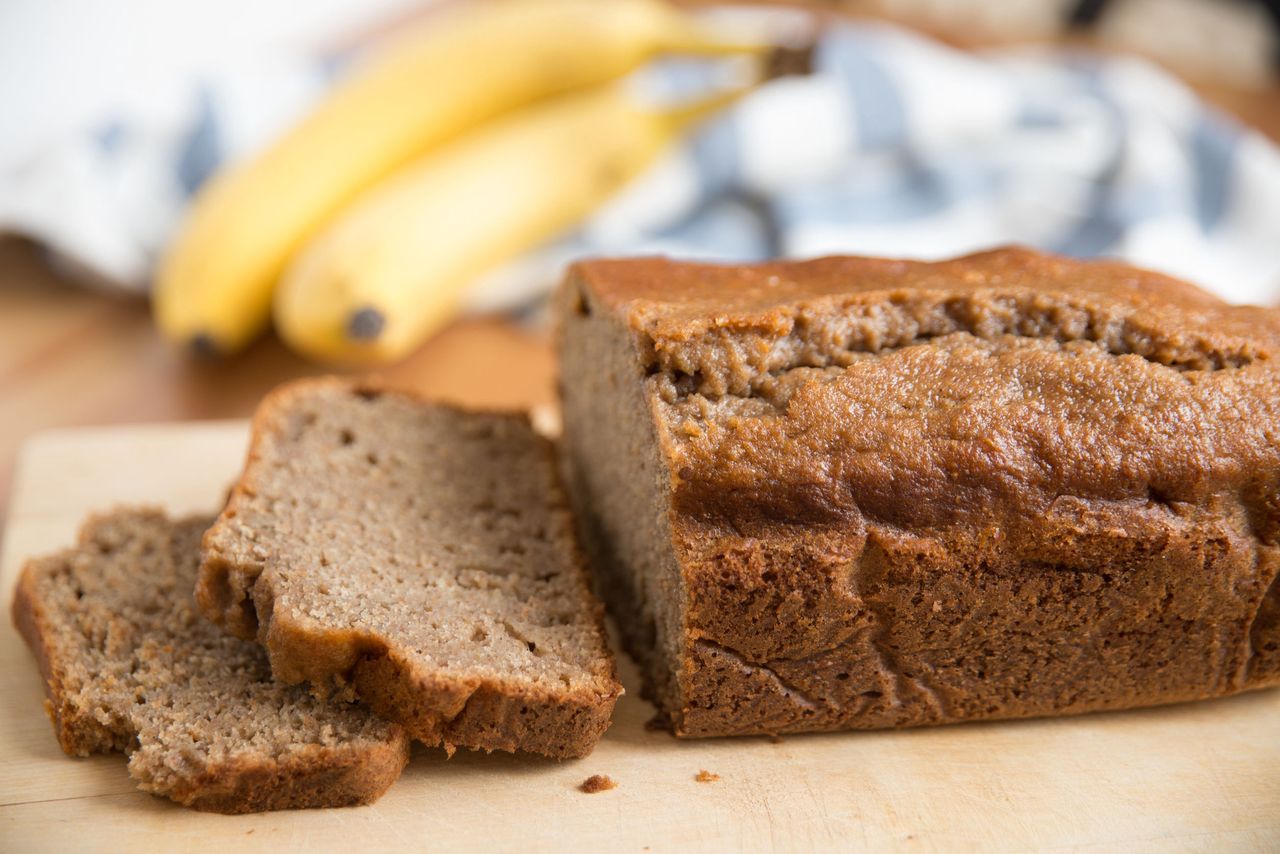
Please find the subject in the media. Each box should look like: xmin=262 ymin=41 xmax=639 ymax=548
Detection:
xmin=655 ymin=9 xmax=775 ymax=58
xmin=660 ymin=83 xmax=758 ymax=134
xmin=658 ymin=27 xmax=774 ymax=58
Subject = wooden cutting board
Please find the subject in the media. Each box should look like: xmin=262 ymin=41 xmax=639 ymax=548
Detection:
xmin=1 ymin=422 xmax=1277 ymax=852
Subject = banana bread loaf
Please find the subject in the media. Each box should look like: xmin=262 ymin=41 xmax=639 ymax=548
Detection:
xmin=556 ymin=247 xmax=1280 ymax=737
xmin=12 ymin=509 xmax=409 ymax=813
xmin=198 ymin=379 xmax=622 ymax=759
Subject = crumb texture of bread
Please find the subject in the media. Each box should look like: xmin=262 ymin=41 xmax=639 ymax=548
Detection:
xmin=198 ymin=380 xmax=621 ymax=759
xmin=557 ymin=247 xmax=1280 ymax=738
xmin=10 ymin=510 xmax=409 ymax=813
xmin=579 ymin=774 xmax=617 ymax=793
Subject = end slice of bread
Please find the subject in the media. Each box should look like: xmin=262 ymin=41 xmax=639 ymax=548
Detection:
xmin=11 ymin=509 xmax=409 ymax=814
xmin=198 ymin=379 xmax=622 ymax=759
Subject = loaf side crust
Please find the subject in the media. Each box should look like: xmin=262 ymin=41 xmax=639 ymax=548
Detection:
xmin=559 ymin=247 xmax=1280 ymax=737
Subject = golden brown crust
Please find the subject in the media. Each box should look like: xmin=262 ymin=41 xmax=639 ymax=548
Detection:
xmin=199 ymin=378 xmax=621 ymax=760
xmin=559 ymin=247 xmax=1280 ymax=738
xmin=574 ymin=247 xmax=1277 ymax=333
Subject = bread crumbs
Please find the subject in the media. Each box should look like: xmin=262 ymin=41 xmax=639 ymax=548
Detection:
xmin=579 ymin=774 xmax=617 ymax=793
xmin=695 ymin=769 xmax=720 ymax=783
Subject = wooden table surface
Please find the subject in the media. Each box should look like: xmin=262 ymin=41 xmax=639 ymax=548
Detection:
xmin=0 ymin=239 xmax=556 ymax=536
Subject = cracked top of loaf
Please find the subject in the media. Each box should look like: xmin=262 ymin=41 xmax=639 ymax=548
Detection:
xmin=568 ymin=247 xmax=1280 ymax=534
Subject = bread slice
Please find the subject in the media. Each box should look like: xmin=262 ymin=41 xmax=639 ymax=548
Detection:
xmin=198 ymin=379 xmax=621 ymax=759
xmin=11 ymin=509 xmax=409 ymax=813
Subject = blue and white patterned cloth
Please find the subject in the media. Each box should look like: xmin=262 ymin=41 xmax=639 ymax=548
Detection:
xmin=2 ymin=21 xmax=1278 ymax=307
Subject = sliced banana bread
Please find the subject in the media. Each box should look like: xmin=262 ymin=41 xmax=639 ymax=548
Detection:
xmin=198 ymin=379 xmax=621 ymax=759
xmin=556 ymin=247 xmax=1280 ymax=737
xmin=11 ymin=509 xmax=409 ymax=813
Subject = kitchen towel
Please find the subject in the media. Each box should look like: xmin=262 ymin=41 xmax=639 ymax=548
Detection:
xmin=2 ymin=17 xmax=1277 ymax=306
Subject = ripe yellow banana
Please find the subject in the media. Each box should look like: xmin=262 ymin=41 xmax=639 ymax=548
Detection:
xmin=153 ymin=0 xmax=769 ymax=355
xmin=275 ymin=84 xmax=748 ymax=365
